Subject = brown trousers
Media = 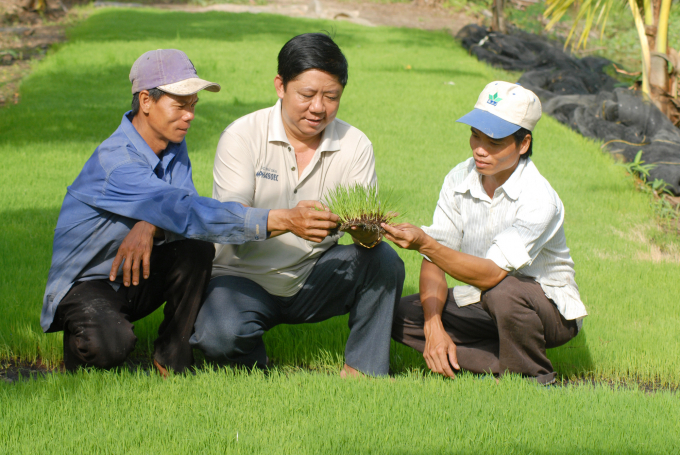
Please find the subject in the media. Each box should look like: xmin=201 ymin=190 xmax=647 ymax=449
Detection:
xmin=391 ymin=275 xmax=578 ymax=384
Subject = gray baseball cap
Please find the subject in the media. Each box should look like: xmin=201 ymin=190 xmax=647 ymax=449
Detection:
xmin=129 ymin=49 xmax=221 ymax=96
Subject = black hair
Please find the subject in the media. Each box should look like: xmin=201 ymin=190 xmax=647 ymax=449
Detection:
xmin=512 ymin=127 xmax=533 ymax=159
xmin=277 ymin=33 xmax=348 ymax=88
xmin=130 ymin=88 xmax=166 ymax=117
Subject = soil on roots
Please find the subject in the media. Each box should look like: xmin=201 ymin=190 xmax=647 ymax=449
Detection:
xmin=337 ymin=214 xmax=396 ymax=235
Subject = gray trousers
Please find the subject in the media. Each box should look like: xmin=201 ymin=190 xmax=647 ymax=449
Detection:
xmin=190 ymin=242 xmax=405 ymax=376
xmin=392 ymin=276 xmax=579 ymax=384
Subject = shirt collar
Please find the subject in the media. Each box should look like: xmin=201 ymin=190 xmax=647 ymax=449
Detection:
xmin=500 ymin=157 xmax=528 ymax=200
xmin=268 ymin=99 xmax=341 ymax=153
xmin=454 ymin=159 xmax=486 ymax=200
xmin=454 ymin=156 xmax=528 ymax=201
xmin=121 ymin=111 xmax=181 ymax=172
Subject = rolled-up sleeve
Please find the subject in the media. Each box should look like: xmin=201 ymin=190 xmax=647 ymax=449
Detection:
xmin=485 ymin=199 xmax=561 ymax=272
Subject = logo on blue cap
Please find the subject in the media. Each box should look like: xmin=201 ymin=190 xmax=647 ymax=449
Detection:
xmin=487 ymin=92 xmax=502 ymax=107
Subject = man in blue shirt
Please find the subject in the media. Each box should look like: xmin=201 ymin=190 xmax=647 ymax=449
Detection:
xmin=42 ymin=49 xmax=339 ymax=374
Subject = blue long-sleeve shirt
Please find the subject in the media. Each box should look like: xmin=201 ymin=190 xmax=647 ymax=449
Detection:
xmin=41 ymin=112 xmax=269 ymax=331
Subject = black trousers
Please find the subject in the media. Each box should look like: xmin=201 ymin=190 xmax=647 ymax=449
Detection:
xmin=49 ymin=239 xmax=215 ymax=372
xmin=392 ymin=275 xmax=579 ymax=384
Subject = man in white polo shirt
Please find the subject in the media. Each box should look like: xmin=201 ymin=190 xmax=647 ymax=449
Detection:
xmin=190 ymin=33 xmax=405 ymax=377
xmin=384 ymin=81 xmax=587 ymax=384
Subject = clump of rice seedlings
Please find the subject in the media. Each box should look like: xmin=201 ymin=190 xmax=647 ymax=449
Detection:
xmin=322 ymin=183 xmax=400 ymax=234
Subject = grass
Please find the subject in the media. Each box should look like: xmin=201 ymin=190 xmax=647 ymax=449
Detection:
xmin=1 ymin=7 xmax=680 ymax=452
xmin=2 ymin=369 xmax=680 ymax=454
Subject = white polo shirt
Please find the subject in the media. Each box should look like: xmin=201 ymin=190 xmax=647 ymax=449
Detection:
xmin=423 ymin=157 xmax=587 ymax=323
xmin=211 ymin=100 xmax=377 ymax=296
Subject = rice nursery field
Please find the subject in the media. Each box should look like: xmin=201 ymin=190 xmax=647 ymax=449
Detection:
xmin=1 ymin=7 xmax=679 ymax=453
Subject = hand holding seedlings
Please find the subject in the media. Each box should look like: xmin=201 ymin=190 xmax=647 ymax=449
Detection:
xmin=268 ymin=200 xmax=340 ymax=243
xmin=381 ymin=223 xmax=430 ymax=251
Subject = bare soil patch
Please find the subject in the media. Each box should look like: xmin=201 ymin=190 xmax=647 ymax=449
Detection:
xmin=1 ymin=359 xmax=55 ymax=383
xmin=184 ymin=0 xmax=476 ymax=32
xmin=0 ymin=0 xmax=74 ymax=106
xmin=611 ymin=223 xmax=680 ymax=263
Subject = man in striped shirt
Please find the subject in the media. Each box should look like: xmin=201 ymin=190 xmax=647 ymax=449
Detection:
xmin=384 ymin=81 xmax=587 ymax=384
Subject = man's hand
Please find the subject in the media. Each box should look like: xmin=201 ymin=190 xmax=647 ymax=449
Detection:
xmin=381 ymin=223 xmax=431 ymax=251
xmin=268 ymin=200 xmax=340 ymax=243
xmin=110 ymin=221 xmax=159 ymax=287
xmin=423 ymin=318 xmax=460 ymax=378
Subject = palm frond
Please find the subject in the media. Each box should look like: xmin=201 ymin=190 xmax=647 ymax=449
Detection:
xmin=544 ymin=0 xmax=618 ymax=50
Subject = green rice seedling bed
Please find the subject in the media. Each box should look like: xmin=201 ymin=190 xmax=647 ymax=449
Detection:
xmin=1 ymin=7 xmax=679 ymax=388
xmin=1 ymin=369 xmax=679 ymax=454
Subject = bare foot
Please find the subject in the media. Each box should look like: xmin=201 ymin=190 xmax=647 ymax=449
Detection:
xmin=153 ymin=359 xmax=169 ymax=379
xmin=339 ymin=363 xmax=362 ymax=378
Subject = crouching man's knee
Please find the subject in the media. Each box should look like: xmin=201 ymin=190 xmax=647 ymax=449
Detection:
xmin=480 ymin=275 xmax=526 ymax=318
xmin=191 ymin=317 xmax=260 ymax=363
xmin=66 ymin=319 xmax=137 ymax=370
xmin=365 ymin=242 xmax=406 ymax=287
xmin=174 ymin=239 xmax=215 ymax=270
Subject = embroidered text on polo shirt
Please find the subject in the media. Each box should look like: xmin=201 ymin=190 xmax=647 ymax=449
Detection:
xmin=256 ymin=167 xmax=279 ymax=182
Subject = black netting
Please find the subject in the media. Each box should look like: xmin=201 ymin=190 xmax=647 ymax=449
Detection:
xmin=456 ymin=24 xmax=680 ymax=195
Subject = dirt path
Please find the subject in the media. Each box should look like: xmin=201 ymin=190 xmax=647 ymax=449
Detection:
xmin=152 ymin=0 xmax=475 ymax=32
xmin=1 ymin=0 xmax=71 ymax=106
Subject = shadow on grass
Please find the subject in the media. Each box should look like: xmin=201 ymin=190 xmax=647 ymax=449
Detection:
xmin=0 ymin=63 xmax=273 ymax=149
xmin=550 ymin=326 xmax=595 ymax=379
xmin=0 ymin=204 xmax=596 ymax=380
xmin=0 ymin=205 xmax=396 ymax=369
xmin=0 ymin=208 xmax=61 ymax=363
xmin=68 ymin=10 xmax=365 ymax=46
xmin=1 ymin=9 xmax=467 ymax=149
xmin=65 ymin=9 xmax=460 ymax=49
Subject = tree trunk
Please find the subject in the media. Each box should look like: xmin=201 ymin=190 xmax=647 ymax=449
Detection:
xmin=650 ymin=53 xmax=668 ymax=85
xmin=491 ymin=0 xmax=507 ymax=34
xmin=630 ymin=0 xmax=652 ymax=96
xmin=645 ymin=25 xmax=657 ymax=52
xmin=648 ymin=0 xmax=678 ymax=122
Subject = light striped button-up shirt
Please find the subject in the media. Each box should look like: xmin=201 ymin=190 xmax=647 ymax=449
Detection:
xmin=422 ymin=157 xmax=587 ymax=324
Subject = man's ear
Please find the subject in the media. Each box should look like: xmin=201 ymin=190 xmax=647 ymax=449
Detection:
xmin=138 ymin=90 xmax=152 ymax=115
xmin=274 ymin=75 xmax=286 ymax=99
xmin=519 ymin=134 xmax=531 ymax=155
